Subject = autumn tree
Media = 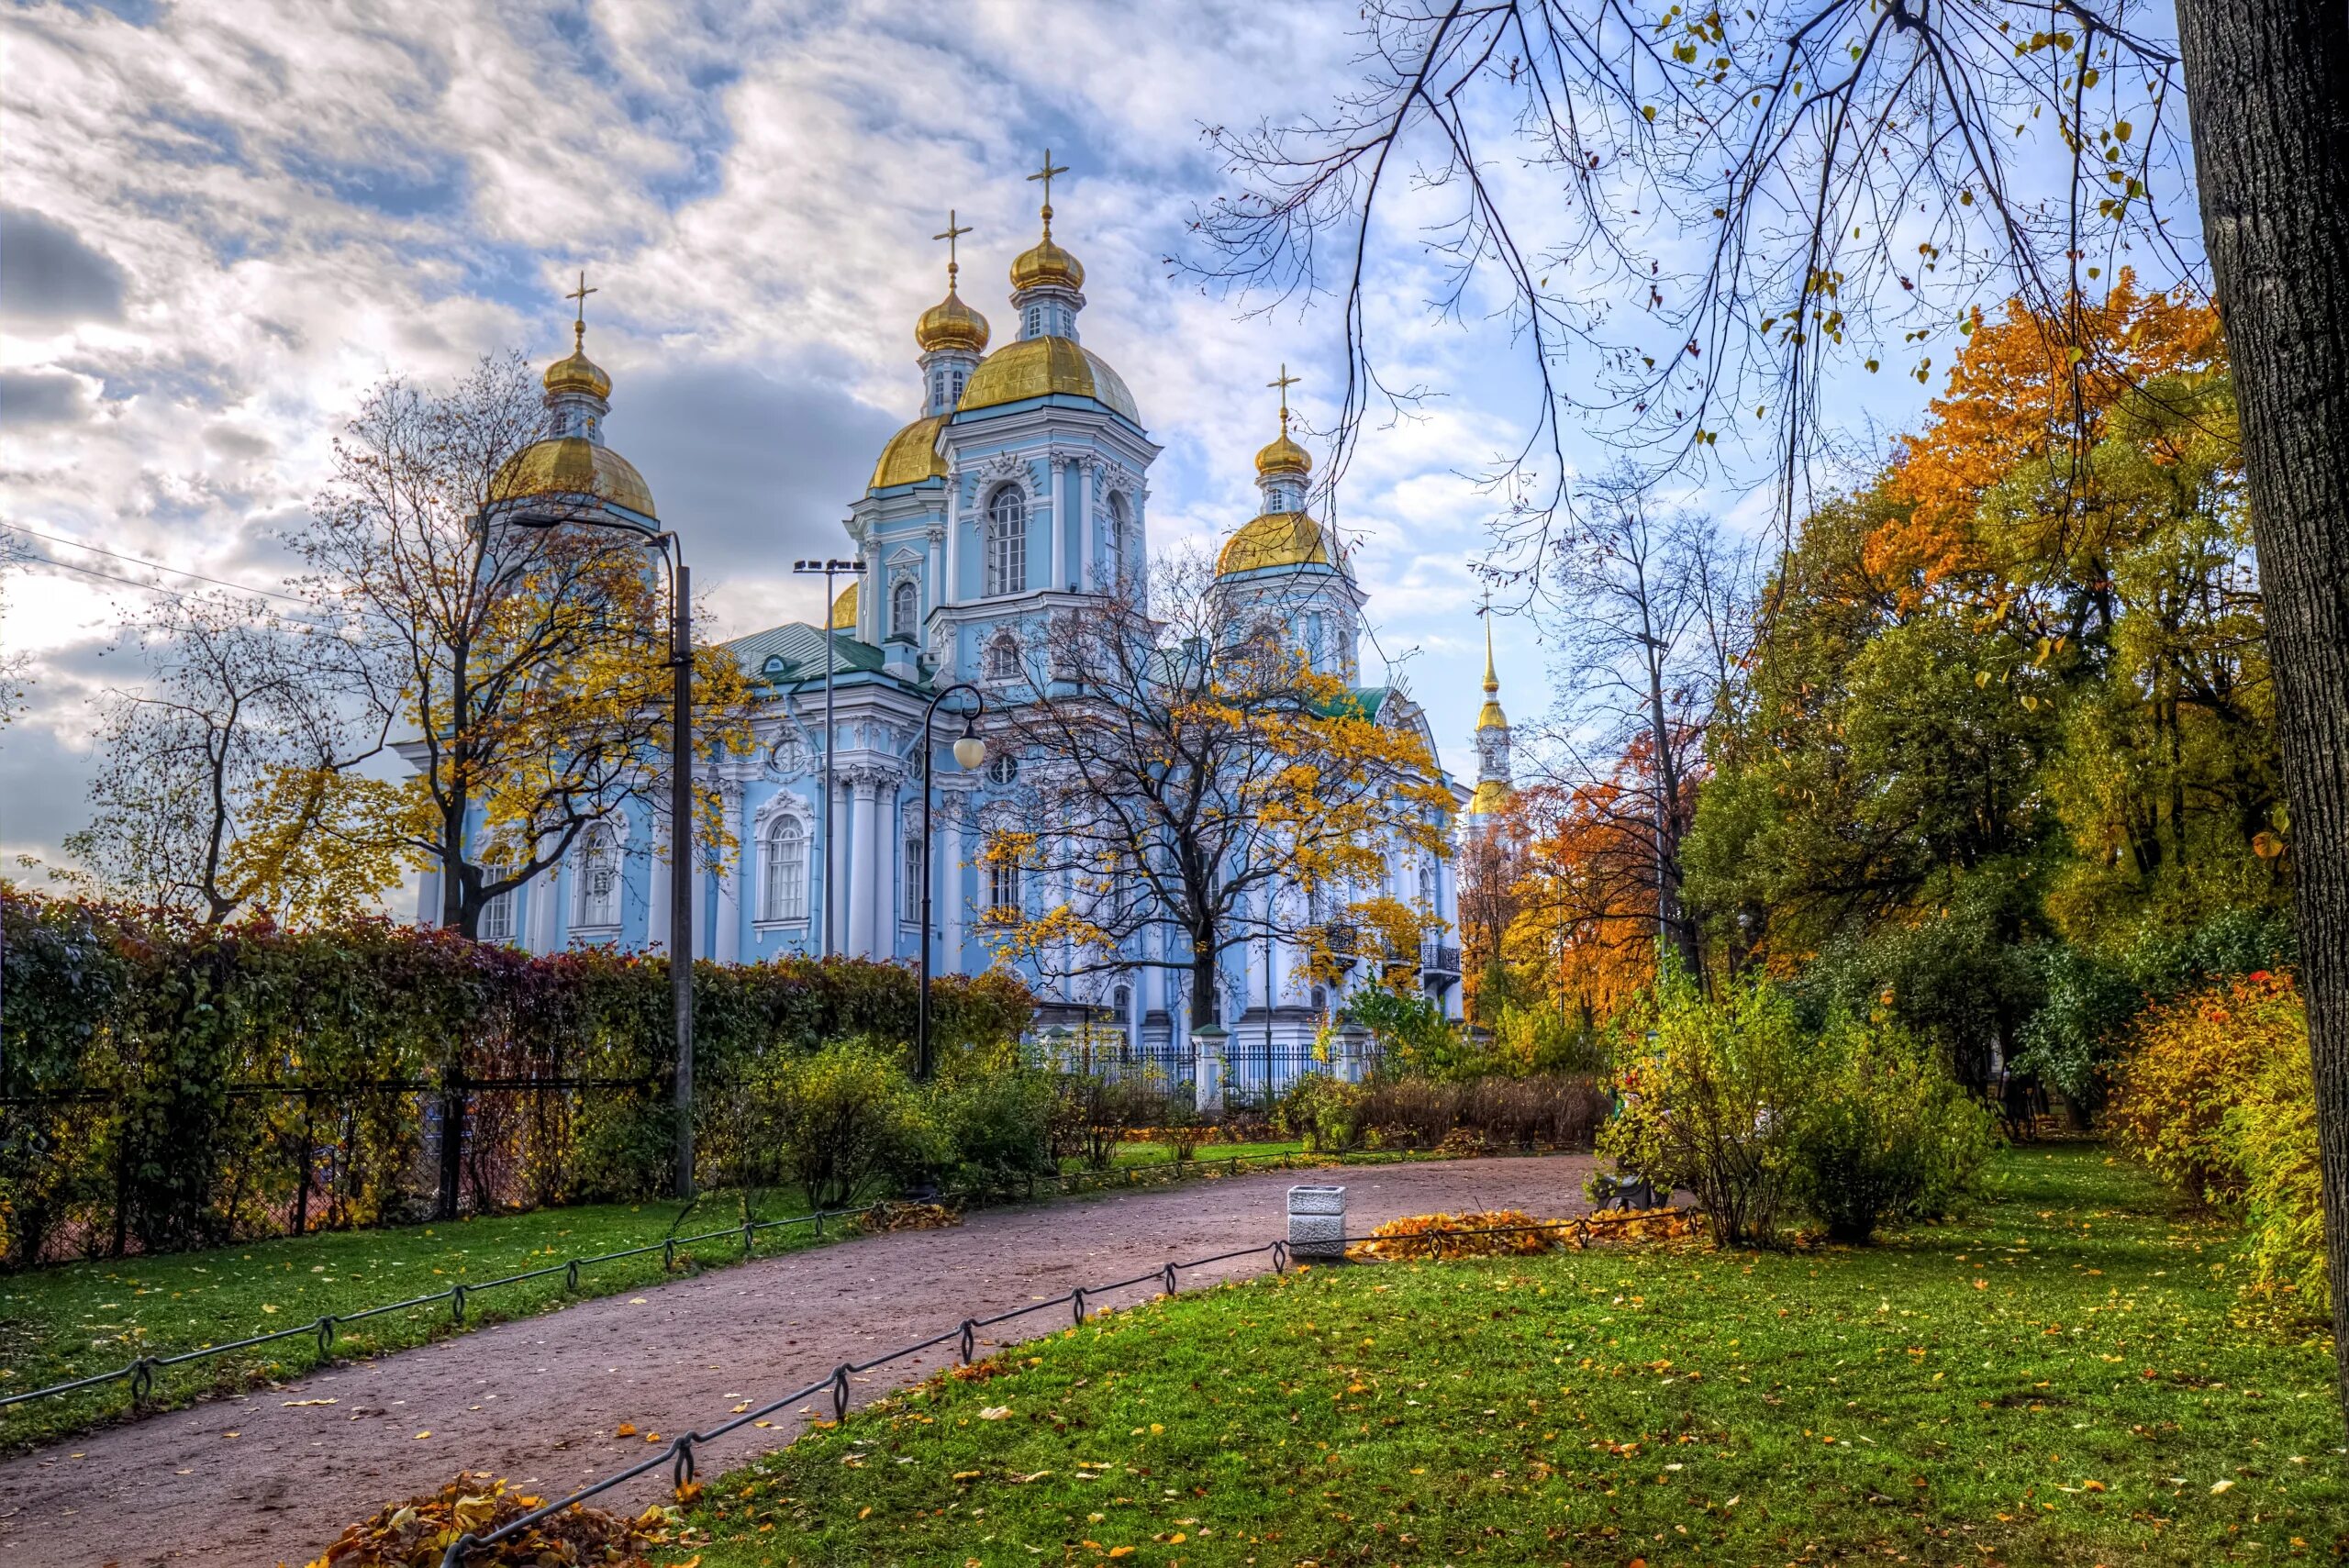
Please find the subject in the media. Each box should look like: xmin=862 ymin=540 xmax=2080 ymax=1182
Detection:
xmin=1197 ymin=0 xmax=2349 ymax=1401
xmin=975 ymin=551 xmax=1453 ymax=1029
xmin=291 ymin=355 xmax=753 ymax=940
xmin=68 ymin=591 xmax=395 ymax=924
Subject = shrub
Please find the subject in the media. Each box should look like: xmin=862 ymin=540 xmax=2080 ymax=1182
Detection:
xmin=1275 ymin=1073 xmax=1366 ymax=1152
xmin=1360 ymin=1077 xmax=1457 ymax=1148
xmin=761 ymin=1040 xmax=946 ymax=1211
xmin=2010 ymin=945 xmax=2142 ymax=1119
xmin=2110 ymin=971 xmax=2325 ymax=1317
xmin=1490 ymin=1004 xmax=1609 ymax=1076
xmin=1785 ymin=1017 xmax=1998 ymax=1243
xmin=1055 ymin=1073 xmax=1166 ymax=1171
xmin=1342 ymin=989 xmax=1477 ymax=1079
xmin=1456 ymin=1074 xmax=1606 ymax=1151
xmin=934 ymin=1065 xmax=1058 ymax=1198
xmin=1598 ymin=975 xmax=1814 ymax=1248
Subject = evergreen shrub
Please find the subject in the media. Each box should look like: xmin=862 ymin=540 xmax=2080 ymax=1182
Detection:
xmin=1785 ymin=1018 xmax=1998 ymax=1242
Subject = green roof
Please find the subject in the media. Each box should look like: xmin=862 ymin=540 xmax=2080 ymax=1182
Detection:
xmin=728 ymin=622 xmax=888 ymax=687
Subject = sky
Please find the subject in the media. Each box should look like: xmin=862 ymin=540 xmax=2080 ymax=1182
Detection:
xmin=0 ymin=0 xmax=1966 ymax=884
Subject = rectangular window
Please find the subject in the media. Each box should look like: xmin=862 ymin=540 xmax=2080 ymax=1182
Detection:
xmin=903 ymin=836 xmax=925 ymax=926
xmin=479 ymin=887 xmax=517 ymax=943
xmin=988 ymin=849 xmax=1021 ymax=913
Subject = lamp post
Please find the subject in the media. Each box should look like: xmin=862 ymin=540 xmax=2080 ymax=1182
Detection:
xmin=793 ymin=557 xmax=866 ymax=957
xmin=916 ymin=682 xmax=986 ymax=1082
xmin=513 ymin=516 xmax=696 ymax=1198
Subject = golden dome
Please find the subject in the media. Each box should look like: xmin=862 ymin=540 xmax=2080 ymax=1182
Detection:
xmin=957 ymin=335 xmax=1139 ymax=422
xmin=1009 ymin=231 xmax=1085 ymax=294
xmin=871 ymin=415 xmax=949 ymax=490
xmin=916 ymin=285 xmax=989 ymax=355
xmin=830 ymin=579 xmax=858 ymax=631
xmin=1467 ymin=777 xmax=1516 ymax=815
xmin=1216 ymin=510 xmax=1335 ymax=576
xmin=542 ymin=323 xmax=611 ymax=400
xmin=1255 ymin=425 xmax=1311 ymax=479
xmin=491 ymin=436 xmax=656 ymax=519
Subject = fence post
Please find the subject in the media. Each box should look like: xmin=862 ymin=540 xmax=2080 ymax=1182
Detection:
xmin=435 ymin=1059 xmax=466 ymax=1223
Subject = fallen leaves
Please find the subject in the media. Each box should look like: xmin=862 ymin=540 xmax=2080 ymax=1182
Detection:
xmin=858 ymin=1201 xmax=964 ymax=1234
xmin=978 ymin=1406 xmax=1013 ymax=1421
xmin=307 ymin=1471 xmax=665 ymax=1567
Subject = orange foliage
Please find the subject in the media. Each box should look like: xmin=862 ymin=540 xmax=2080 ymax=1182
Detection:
xmin=1871 ymin=272 xmax=2224 ymax=602
xmin=2107 ymin=971 xmax=2301 ymax=1204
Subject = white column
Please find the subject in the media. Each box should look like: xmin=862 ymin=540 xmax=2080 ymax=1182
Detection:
xmin=829 ymin=777 xmax=852 ymax=956
xmin=926 ymin=525 xmax=944 ymax=622
xmin=943 ymin=484 xmax=962 ymax=606
xmin=416 ymin=868 xmax=441 ymax=929
xmin=1077 ymin=458 xmax=1093 ymax=589
xmin=716 ymin=786 xmax=741 ymax=963
xmin=528 ymin=863 xmax=557 ymax=954
xmin=939 ymin=791 xmax=967 ymax=975
xmin=647 ymin=839 xmax=672 ymax=952
xmin=1050 ymin=460 xmax=1067 ymax=590
xmin=849 ymin=772 xmax=882 ymax=958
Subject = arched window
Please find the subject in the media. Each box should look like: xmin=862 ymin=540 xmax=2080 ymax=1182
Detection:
xmin=1310 ymin=985 xmax=1330 ymax=1016
xmin=574 ymin=827 xmax=619 ymax=929
xmin=985 ymin=484 xmax=1026 ymax=596
xmin=1024 ymin=306 xmax=1041 ymax=338
xmin=1419 ymin=862 xmax=1437 ymax=907
xmin=889 ymin=577 xmax=918 ymax=640
xmin=1107 ymin=491 xmax=1130 ymax=581
xmin=987 ymin=838 xmax=1022 ymax=912
xmin=761 ymin=817 xmax=808 ymax=923
xmin=985 ymin=634 xmax=1019 ymax=681
xmin=901 ymin=836 xmax=924 ymax=925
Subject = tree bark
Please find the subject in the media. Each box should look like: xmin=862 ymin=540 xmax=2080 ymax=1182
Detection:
xmin=2175 ymin=0 xmax=2349 ymax=1420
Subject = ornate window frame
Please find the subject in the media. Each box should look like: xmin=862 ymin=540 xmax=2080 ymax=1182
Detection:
xmin=751 ymin=792 xmax=816 ymax=928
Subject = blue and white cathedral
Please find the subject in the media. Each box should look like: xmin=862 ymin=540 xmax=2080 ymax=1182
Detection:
xmin=425 ymin=175 xmax=1477 ymax=1082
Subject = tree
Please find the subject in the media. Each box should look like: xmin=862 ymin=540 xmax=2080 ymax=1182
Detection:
xmin=975 ymin=550 xmax=1453 ymax=1028
xmin=1454 ymin=794 xmax=1529 ymax=1023
xmin=291 ymin=355 xmax=752 ymax=940
xmin=1197 ymin=0 xmax=2349 ymax=1408
xmin=68 ymin=591 xmax=394 ymax=925
xmin=1542 ymin=473 xmax=1751 ymax=973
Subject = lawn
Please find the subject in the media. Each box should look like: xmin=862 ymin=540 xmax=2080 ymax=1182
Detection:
xmin=0 ymin=1140 xmax=1326 ymax=1451
xmin=0 ymin=1185 xmax=837 ymax=1451
xmin=671 ymin=1147 xmax=2345 ymax=1567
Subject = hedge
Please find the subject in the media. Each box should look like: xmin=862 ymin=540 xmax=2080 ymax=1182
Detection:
xmin=0 ymin=891 xmax=1031 ymax=1266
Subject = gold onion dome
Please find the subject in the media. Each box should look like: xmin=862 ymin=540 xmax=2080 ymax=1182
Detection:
xmin=542 ymin=321 xmax=612 ymax=399
xmin=830 ymin=579 xmax=859 ymax=631
xmin=492 ymin=439 xmax=658 ymax=520
xmin=1217 ymin=510 xmax=1335 ymax=576
xmin=1255 ymin=422 xmax=1311 ymax=479
xmin=916 ymin=281 xmax=989 ymax=354
xmin=1009 ymin=218 xmax=1085 ymax=294
xmin=958 ymin=335 xmax=1139 ymax=421
xmin=871 ymin=415 xmax=949 ymax=489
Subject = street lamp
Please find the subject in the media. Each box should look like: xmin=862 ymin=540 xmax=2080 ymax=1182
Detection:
xmin=916 ymin=681 xmax=986 ymax=1082
xmin=793 ymin=557 xmax=866 ymax=958
xmin=512 ymin=515 xmax=697 ymax=1200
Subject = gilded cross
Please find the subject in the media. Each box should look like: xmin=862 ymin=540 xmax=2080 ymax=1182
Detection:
xmin=1268 ymin=362 xmax=1299 ymax=428
xmin=565 ymin=270 xmax=598 ymax=329
xmin=932 ymin=210 xmax=973 ymax=280
xmin=1027 ymin=150 xmax=1070 ymax=222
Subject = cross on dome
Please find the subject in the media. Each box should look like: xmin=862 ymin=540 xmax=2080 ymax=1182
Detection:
xmin=932 ymin=210 xmax=972 ymax=284
xmin=1027 ymin=150 xmax=1070 ymax=231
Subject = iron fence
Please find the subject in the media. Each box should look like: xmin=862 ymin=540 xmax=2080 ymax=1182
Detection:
xmin=437 ymin=1207 xmax=1639 ymax=1566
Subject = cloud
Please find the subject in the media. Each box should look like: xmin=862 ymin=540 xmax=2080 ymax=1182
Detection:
xmin=0 ymin=369 xmax=92 ymax=424
xmin=0 ymin=206 xmax=129 ymax=324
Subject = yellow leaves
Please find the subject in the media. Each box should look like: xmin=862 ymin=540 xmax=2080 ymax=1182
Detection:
xmin=978 ymin=1406 xmax=1012 ymax=1421
xmin=615 ymin=1423 xmax=637 ymax=1438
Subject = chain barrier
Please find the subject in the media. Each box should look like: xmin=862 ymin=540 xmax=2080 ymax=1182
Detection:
xmin=438 ymin=1234 xmax=1294 ymax=1566
xmin=4 ymin=1142 xmax=1512 ymax=1427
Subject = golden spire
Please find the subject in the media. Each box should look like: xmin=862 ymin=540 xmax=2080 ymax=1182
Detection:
xmin=1482 ymin=586 xmax=1498 ymax=695
xmin=1476 ymin=587 xmax=1508 ymax=730
xmin=1253 ymin=363 xmax=1311 ymax=480
xmin=544 ymin=268 xmax=611 ymax=399
xmin=1011 ymin=150 xmax=1085 ymax=295
xmin=918 ymin=210 xmax=989 ymax=353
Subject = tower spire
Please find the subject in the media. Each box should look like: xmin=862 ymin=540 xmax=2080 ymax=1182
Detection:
xmin=1481 ymin=585 xmax=1498 ymax=696
xmin=1469 ymin=587 xmax=1514 ymax=820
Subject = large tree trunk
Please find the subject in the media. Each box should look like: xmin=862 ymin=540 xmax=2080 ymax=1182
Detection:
xmin=2175 ymin=0 xmax=2349 ymax=1422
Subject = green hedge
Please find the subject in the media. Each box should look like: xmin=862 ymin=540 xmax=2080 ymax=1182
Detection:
xmin=0 ymin=891 xmax=1031 ymax=1265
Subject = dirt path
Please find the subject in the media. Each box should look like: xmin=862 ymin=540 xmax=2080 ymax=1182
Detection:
xmin=6 ymin=1152 xmax=1595 ymax=1567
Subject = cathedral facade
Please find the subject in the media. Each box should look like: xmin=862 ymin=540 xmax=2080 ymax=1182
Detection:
xmin=423 ymin=177 xmax=1486 ymax=1081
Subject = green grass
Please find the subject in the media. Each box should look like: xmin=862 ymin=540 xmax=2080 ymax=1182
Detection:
xmin=0 ymin=1187 xmax=830 ymax=1451
xmin=0 ymin=1140 xmax=1330 ymax=1452
xmin=672 ymin=1148 xmax=2344 ymax=1568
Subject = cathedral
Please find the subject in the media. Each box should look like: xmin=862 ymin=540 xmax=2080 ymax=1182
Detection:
xmin=422 ymin=168 xmax=1520 ymax=1086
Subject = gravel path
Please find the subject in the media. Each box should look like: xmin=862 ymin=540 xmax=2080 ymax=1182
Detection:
xmin=6 ymin=1151 xmax=1595 ymax=1567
